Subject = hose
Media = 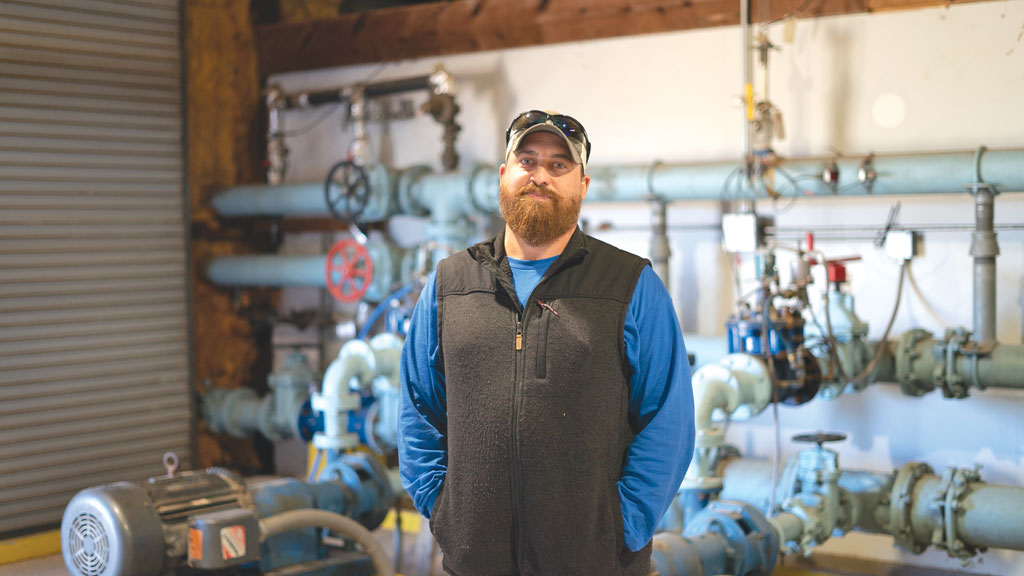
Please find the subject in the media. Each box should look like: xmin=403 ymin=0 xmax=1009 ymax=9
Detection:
xmin=357 ymin=282 xmax=415 ymax=340
xmin=259 ymin=509 xmax=395 ymax=576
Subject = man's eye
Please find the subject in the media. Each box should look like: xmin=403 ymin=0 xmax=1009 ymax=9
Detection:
xmin=553 ymin=162 xmax=567 ymax=170
xmin=520 ymin=158 xmax=535 ymax=167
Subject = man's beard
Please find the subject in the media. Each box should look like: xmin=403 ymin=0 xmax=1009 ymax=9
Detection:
xmin=499 ymin=181 xmax=583 ymax=247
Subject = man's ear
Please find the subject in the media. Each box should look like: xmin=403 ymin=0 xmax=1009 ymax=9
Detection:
xmin=499 ymin=163 xmax=506 ymax=178
xmin=580 ymin=172 xmax=590 ymax=201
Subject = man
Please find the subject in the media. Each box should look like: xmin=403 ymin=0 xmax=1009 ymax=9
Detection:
xmin=399 ymin=110 xmax=694 ymax=575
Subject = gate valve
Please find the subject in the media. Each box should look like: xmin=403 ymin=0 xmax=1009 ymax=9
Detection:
xmin=325 ymin=239 xmax=373 ymax=302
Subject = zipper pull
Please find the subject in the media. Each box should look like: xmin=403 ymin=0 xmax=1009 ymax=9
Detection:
xmin=537 ymin=300 xmax=559 ymax=317
xmin=515 ymin=319 xmax=523 ymax=351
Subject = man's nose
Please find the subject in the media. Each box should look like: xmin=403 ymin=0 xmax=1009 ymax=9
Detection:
xmin=530 ymin=166 xmax=551 ymax=187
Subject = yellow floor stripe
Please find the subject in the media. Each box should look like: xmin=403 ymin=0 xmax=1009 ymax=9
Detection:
xmin=379 ymin=509 xmax=422 ymax=534
xmin=0 ymin=530 xmax=61 ymax=564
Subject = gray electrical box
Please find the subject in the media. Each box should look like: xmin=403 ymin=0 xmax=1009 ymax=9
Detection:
xmin=188 ymin=508 xmax=260 ymax=569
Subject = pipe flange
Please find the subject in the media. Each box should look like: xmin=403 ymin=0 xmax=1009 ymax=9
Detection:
xmin=930 ymin=466 xmax=984 ymax=560
xmin=889 ymin=462 xmax=933 ymax=553
xmin=395 ymin=165 xmax=434 ymax=216
xmin=896 ymin=329 xmax=933 ymax=396
xmin=934 ymin=328 xmax=972 ymax=399
xmin=466 ymin=162 xmax=499 ymax=215
xmin=780 ymin=492 xmax=832 ymax=552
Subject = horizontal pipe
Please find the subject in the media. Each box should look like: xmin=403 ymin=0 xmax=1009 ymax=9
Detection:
xmin=721 ymin=458 xmax=1024 ymax=554
xmin=211 ymin=148 xmax=1024 ymax=218
xmin=207 ymin=255 xmax=325 ymax=287
xmin=651 ymin=531 xmax=731 ymax=576
xmin=282 ymin=75 xmax=433 ymax=109
xmin=874 ymin=340 xmax=1024 ymax=393
xmin=909 ymin=475 xmax=1024 ymax=552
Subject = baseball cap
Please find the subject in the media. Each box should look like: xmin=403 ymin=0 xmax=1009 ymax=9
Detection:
xmin=505 ymin=110 xmax=591 ymax=173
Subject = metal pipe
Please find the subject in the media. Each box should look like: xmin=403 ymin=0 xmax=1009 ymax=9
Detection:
xmin=970 ymin=185 xmax=999 ymax=343
xmin=741 ymin=0 xmax=753 ymax=159
xmin=649 ymin=197 xmax=671 ymax=288
xmin=651 ymin=531 xmax=731 ymax=576
xmin=907 ymin=473 xmax=1024 ymax=553
xmin=875 ymin=338 xmax=1024 ymax=394
xmin=720 ymin=457 xmax=1024 ymax=555
xmin=211 ymin=149 xmax=1024 ymax=218
xmin=282 ymin=75 xmax=434 ymax=110
xmin=207 ymin=254 xmax=325 ymax=286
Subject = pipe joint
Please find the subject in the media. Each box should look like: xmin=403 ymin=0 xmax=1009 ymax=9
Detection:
xmin=889 ymin=462 xmax=934 ymax=553
xmin=931 ymin=328 xmax=993 ymax=399
xmin=928 ymin=465 xmax=985 ymax=560
xmin=895 ymin=329 xmax=935 ymax=396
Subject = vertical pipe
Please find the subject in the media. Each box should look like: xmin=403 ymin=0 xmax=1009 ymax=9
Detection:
xmin=649 ymin=197 xmax=671 ymax=289
xmin=741 ymin=0 xmax=753 ymax=160
xmin=970 ymin=186 xmax=999 ymax=343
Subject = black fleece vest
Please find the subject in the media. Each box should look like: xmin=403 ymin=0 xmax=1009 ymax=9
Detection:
xmin=431 ymin=229 xmax=652 ymax=576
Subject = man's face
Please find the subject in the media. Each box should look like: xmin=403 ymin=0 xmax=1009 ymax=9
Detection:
xmin=499 ymin=131 xmax=590 ymax=247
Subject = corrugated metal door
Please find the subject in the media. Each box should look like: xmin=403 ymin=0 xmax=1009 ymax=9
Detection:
xmin=0 ymin=0 xmax=191 ymax=535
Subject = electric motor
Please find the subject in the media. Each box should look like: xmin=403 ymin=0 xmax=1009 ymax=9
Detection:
xmin=62 ymin=469 xmax=249 ymax=576
xmin=61 ymin=453 xmax=392 ymax=576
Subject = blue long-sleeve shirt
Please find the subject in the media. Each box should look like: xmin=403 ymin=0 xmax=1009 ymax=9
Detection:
xmin=399 ymin=259 xmax=694 ymax=552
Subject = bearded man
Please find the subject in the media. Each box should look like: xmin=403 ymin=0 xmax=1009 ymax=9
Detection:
xmin=399 ymin=111 xmax=694 ymax=575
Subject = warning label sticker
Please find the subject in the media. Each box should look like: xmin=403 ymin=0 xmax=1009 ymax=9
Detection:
xmin=220 ymin=525 xmax=246 ymax=560
xmin=188 ymin=528 xmax=203 ymax=561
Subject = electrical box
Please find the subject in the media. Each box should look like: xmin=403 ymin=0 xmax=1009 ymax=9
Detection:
xmin=188 ymin=507 xmax=260 ymax=569
xmin=722 ymin=213 xmax=767 ymax=253
xmin=885 ymin=230 xmax=918 ymax=261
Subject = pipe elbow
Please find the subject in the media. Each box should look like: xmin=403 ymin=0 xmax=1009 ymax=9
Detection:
xmin=692 ymin=364 xmax=741 ymax=436
xmin=322 ymin=339 xmax=377 ymax=398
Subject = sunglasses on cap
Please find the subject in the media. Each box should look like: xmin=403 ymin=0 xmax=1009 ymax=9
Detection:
xmin=505 ymin=110 xmax=592 ymax=163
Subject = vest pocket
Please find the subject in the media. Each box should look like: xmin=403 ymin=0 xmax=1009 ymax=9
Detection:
xmin=536 ymin=309 xmax=550 ymax=379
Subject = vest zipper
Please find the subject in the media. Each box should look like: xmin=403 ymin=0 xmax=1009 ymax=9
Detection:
xmin=511 ymin=311 xmax=525 ymax=570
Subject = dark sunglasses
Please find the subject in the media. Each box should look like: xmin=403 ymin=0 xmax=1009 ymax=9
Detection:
xmin=505 ymin=110 xmax=592 ymax=162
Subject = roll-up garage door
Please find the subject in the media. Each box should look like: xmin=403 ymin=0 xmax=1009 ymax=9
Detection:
xmin=0 ymin=0 xmax=191 ymax=535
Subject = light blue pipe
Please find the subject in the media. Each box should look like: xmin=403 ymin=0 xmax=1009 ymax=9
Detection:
xmin=210 ymin=148 xmax=1024 ymax=218
xmin=207 ymin=255 xmax=325 ymax=286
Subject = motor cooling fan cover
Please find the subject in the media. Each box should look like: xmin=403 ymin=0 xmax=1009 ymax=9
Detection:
xmin=61 ymin=482 xmax=165 ymax=576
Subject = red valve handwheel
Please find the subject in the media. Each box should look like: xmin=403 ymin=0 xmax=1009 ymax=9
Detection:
xmin=325 ymin=239 xmax=373 ymax=302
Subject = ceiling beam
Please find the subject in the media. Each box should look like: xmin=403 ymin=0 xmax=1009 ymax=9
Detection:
xmin=255 ymin=0 xmax=989 ymax=76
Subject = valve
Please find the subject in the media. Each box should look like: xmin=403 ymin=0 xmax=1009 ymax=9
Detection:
xmin=323 ymin=159 xmax=370 ymax=221
xmin=325 ymin=239 xmax=373 ymax=302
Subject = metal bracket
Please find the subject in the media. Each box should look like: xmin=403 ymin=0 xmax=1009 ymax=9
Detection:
xmin=929 ymin=466 xmax=984 ymax=560
xmin=931 ymin=328 xmax=993 ymax=398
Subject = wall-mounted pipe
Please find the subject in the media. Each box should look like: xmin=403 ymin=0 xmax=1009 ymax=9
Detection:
xmin=874 ymin=336 xmax=1024 ymax=397
xmin=211 ymin=148 xmax=1024 ymax=219
xmin=969 ymin=184 xmax=999 ymax=344
xmin=717 ymin=456 xmax=1024 ymax=559
xmin=649 ymin=196 xmax=671 ymax=288
xmin=205 ymin=235 xmax=416 ymax=302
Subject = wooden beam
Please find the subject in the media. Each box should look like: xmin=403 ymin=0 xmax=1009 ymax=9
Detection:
xmin=255 ymin=0 xmax=989 ymax=76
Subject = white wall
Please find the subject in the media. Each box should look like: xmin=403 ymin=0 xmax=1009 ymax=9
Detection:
xmin=270 ymin=1 xmax=1024 ymax=572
